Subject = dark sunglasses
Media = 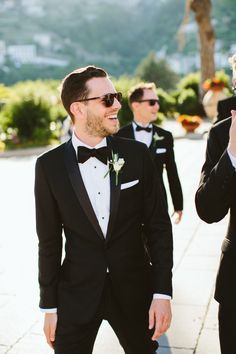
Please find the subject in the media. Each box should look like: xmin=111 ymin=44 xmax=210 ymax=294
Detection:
xmin=76 ymin=92 xmax=122 ymax=108
xmin=138 ymin=99 xmax=159 ymax=106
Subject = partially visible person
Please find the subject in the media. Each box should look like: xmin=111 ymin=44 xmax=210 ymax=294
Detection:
xmin=116 ymin=82 xmax=183 ymax=224
xmin=195 ymin=109 xmax=236 ymax=354
xmin=215 ymin=53 xmax=236 ymax=124
xmin=60 ymin=115 xmax=73 ymax=143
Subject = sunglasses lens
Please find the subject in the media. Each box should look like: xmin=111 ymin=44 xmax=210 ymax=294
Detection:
xmin=103 ymin=93 xmax=122 ymax=107
xmin=149 ymin=100 xmax=158 ymax=106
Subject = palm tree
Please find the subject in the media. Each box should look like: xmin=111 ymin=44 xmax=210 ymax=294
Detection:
xmin=179 ymin=0 xmax=215 ymax=85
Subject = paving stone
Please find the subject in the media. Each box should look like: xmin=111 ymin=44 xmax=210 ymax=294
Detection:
xmin=93 ymin=321 xmax=124 ymax=354
xmin=172 ymin=269 xmax=215 ymax=306
xmin=0 ymin=345 xmax=8 ymax=354
xmin=6 ymin=333 xmax=51 ymax=354
xmin=158 ymin=348 xmax=193 ymax=354
xmin=159 ymin=304 xmax=205 ymax=349
xmin=195 ymin=328 xmax=220 ymax=354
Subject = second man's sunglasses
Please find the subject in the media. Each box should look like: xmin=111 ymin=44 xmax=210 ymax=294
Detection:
xmin=137 ymin=99 xmax=159 ymax=106
xmin=76 ymin=92 xmax=122 ymax=108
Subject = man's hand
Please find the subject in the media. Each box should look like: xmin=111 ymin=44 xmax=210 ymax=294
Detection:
xmin=228 ymin=110 xmax=236 ymax=157
xmin=148 ymin=299 xmax=172 ymax=340
xmin=172 ymin=210 xmax=183 ymax=224
xmin=44 ymin=313 xmax=58 ymax=349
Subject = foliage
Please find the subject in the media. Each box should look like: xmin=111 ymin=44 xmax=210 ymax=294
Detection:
xmin=177 ymin=72 xmax=201 ymax=97
xmin=176 ymin=88 xmax=203 ymax=116
xmin=157 ymin=88 xmax=176 ymax=115
xmin=0 ymin=80 xmax=66 ymax=147
xmin=135 ymin=52 xmax=179 ymax=91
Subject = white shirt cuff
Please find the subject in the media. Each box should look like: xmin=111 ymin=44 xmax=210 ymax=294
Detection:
xmin=40 ymin=308 xmax=57 ymax=313
xmin=153 ymin=293 xmax=171 ymax=300
xmin=227 ymin=148 xmax=236 ymax=169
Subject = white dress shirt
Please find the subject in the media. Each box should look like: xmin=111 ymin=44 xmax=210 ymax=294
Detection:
xmin=227 ymin=148 xmax=236 ymax=169
xmin=133 ymin=121 xmax=153 ymax=147
xmin=41 ymin=131 xmax=170 ymax=313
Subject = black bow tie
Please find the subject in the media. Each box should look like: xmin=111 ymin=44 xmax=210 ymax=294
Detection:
xmin=77 ymin=146 xmax=110 ymax=165
xmin=135 ymin=125 xmax=152 ymax=133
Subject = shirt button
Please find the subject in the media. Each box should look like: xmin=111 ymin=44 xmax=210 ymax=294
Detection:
xmin=102 ymin=217 xmax=104 ymax=220
xmin=94 ymin=166 xmax=97 ymax=169
xmin=98 ymin=192 xmax=101 ymax=195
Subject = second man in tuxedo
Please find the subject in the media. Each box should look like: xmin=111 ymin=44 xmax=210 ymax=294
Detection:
xmin=116 ymin=83 xmax=183 ymax=223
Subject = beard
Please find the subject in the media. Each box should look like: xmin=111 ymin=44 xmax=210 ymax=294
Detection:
xmin=85 ymin=110 xmax=120 ymax=137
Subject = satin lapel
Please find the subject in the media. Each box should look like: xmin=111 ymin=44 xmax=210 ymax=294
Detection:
xmin=129 ymin=124 xmax=135 ymax=139
xmin=106 ymin=136 xmax=121 ymax=242
xmin=149 ymin=125 xmax=156 ymax=153
xmin=64 ymin=140 xmax=104 ymax=241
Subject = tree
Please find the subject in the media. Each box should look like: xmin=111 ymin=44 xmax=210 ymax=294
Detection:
xmin=179 ymin=0 xmax=215 ymax=84
xmin=135 ymin=52 xmax=179 ymax=91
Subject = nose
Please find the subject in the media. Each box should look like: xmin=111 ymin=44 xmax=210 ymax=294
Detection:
xmin=114 ymin=97 xmax=122 ymax=110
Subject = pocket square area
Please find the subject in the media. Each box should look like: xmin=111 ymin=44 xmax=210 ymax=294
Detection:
xmin=156 ymin=148 xmax=167 ymax=154
xmin=121 ymin=180 xmax=139 ymax=190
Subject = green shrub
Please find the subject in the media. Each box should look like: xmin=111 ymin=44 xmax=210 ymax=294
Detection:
xmin=176 ymin=88 xmax=202 ymax=116
xmin=177 ymin=72 xmax=200 ymax=96
xmin=157 ymin=88 xmax=176 ymax=115
xmin=3 ymin=96 xmax=52 ymax=143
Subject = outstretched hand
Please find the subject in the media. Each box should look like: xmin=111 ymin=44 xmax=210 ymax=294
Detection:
xmin=148 ymin=299 xmax=172 ymax=340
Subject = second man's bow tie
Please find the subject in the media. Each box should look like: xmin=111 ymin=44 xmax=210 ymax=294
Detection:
xmin=77 ymin=146 xmax=110 ymax=164
xmin=135 ymin=125 xmax=152 ymax=133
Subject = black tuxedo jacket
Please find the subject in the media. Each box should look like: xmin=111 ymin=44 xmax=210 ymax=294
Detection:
xmin=35 ymin=136 xmax=173 ymax=325
xmin=116 ymin=124 xmax=183 ymax=211
xmin=215 ymin=96 xmax=236 ymax=123
xmin=195 ymin=117 xmax=236 ymax=305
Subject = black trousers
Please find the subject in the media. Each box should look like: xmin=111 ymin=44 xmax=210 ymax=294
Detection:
xmin=55 ymin=275 xmax=158 ymax=354
xmin=218 ymin=303 xmax=236 ymax=354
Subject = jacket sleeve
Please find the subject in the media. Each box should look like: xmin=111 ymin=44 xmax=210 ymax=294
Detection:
xmin=165 ymin=133 xmax=183 ymax=211
xmin=195 ymin=127 xmax=236 ymax=223
xmin=35 ymin=157 xmax=63 ymax=309
xmin=142 ymin=146 xmax=173 ymax=296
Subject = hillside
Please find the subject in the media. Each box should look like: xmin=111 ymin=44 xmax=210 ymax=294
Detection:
xmin=0 ymin=0 xmax=235 ymax=83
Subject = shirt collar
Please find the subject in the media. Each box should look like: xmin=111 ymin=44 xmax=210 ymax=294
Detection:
xmin=132 ymin=120 xmax=152 ymax=129
xmin=72 ymin=131 xmax=107 ymax=154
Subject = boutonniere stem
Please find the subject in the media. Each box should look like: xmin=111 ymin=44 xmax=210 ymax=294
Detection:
xmin=104 ymin=152 xmax=125 ymax=186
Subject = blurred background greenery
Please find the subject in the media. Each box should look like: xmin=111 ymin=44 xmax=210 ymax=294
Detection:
xmin=0 ymin=0 xmax=235 ymax=149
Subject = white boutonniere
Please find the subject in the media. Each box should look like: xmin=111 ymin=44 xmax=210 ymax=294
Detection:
xmin=104 ymin=152 xmax=125 ymax=186
xmin=152 ymin=132 xmax=164 ymax=146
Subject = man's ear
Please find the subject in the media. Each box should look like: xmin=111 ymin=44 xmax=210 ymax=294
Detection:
xmin=70 ymin=102 xmax=85 ymax=118
xmin=131 ymin=102 xmax=139 ymax=111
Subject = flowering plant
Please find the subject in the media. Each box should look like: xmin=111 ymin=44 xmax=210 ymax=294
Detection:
xmin=202 ymin=78 xmax=225 ymax=91
xmin=104 ymin=152 xmax=125 ymax=185
xmin=177 ymin=114 xmax=202 ymax=126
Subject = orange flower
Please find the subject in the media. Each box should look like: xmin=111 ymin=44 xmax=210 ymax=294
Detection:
xmin=177 ymin=115 xmax=202 ymax=125
xmin=202 ymin=78 xmax=225 ymax=91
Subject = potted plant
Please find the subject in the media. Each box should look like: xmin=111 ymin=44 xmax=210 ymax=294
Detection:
xmin=202 ymin=77 xmax=227 ymax=120
xmin=177 ymin=114 xmax=202 ymax=133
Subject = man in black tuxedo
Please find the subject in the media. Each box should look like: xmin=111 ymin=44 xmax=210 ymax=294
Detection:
xmin=35 ymin=66 xmax=173 ymax=354
xmin=116 ymin=83 xmax=183 ymax=224
xmin=195 ymin=111 xmax=236 ymax=354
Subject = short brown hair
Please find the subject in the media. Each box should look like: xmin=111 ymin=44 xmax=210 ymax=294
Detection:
xmin=128 ymin=82 xmax=156 ymax=105
xmin=60 ymin=65 xmax=108 ymax=120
